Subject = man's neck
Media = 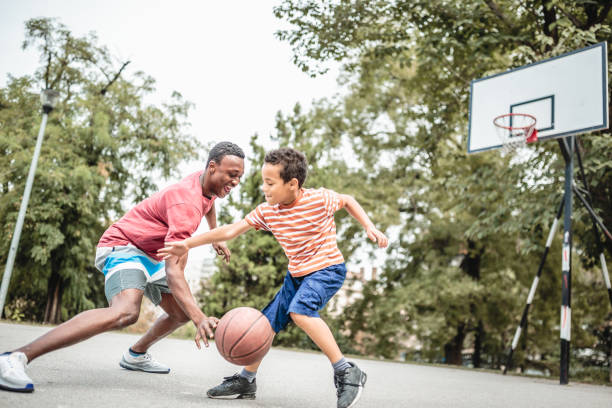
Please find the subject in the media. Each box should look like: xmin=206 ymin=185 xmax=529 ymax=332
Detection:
xmin=200 ymin=172 xmax=213 ymax=199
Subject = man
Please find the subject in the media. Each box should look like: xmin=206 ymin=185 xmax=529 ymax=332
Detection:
xmin=0 ymin=141 xmax=245 ymax=393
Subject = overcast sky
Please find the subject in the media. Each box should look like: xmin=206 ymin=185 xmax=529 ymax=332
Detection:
xmin=0 ymin=1 xmax=340 ymax=160
xmin=0 ymin=1 xmax=384 ymax=278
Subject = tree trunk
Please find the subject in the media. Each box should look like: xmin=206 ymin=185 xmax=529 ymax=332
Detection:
xmin=473 ymin=320 xmax=484 ymax=368
xmin=44 ymin=270 xmax=65 ymax=324
xmin=444 ymin=324 xmax=466 ymax=365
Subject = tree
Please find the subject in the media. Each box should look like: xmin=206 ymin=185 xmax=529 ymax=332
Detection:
xmin=273 ymin=0 xmax=612 ymax=374
xmin=0 ymin=18 xmax=199 ymax=323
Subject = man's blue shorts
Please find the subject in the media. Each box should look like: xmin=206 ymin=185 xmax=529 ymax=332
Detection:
xmin=262 ymin=263 xmax=347 ymax=333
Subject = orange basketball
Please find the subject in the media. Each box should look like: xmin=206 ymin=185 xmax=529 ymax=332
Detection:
xmin=215 ymin=307 xmax=274 ymax=366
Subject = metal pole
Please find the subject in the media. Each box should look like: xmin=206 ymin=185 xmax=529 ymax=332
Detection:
xmin=560 ymin=136 xmax=574 ymax=385
xmin=0 ymin=113 xmax=49 ymax=318
xmin=571 ymin=184 xmax=612 ymax=306
xmin=503 ymin=197 xmax=564 ymax=374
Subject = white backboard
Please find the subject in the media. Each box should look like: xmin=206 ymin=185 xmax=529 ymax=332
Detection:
xmin=468 ymin=42 xmax=608 ymax=154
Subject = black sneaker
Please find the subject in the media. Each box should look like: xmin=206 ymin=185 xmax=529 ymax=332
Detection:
xmin=334 ymin=362 xmax=367 ymax=408
xmin=206 ymin=374 xmax=256 ymax=399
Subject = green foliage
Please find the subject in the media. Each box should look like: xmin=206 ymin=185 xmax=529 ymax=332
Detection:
xmin=272 ymin=0 xmax=612 ymax=374
xmin=0 ymin=18 xmax=199 ymax=322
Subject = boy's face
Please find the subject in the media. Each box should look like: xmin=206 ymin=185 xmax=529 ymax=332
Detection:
xmin=261 ymin=163 xmax=299 ymax=205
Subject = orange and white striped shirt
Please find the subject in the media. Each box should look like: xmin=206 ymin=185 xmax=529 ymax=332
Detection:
xmin=245 ymin=188 xmax=345 ymax=277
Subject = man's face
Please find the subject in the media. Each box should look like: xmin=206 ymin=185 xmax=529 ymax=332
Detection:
xmin=207 ymin=155 xmax=244 ymax=198
xmin=261 ymin=163 xmax=298 ymax=205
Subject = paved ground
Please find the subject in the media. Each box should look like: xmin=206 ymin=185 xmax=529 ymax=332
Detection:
xmin=1 ymin=322 xmax=611 ymax=407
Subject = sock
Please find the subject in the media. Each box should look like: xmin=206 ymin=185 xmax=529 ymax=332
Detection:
xmin=240 ymin=368 xmax=257 ymax=383
xmin=129 ymin=348 xmax=146 ymax=357
xmin=332 ymin=357 xmax=351 ymax=374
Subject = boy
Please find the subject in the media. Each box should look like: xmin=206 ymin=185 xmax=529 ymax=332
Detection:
xmin=0 ymin=142 xmax=245 ymax=393
xmin=158 ymin=147 xmax=388 ymax=408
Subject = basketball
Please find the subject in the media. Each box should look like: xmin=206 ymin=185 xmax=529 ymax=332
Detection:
xmin=215 ymin=307 xmax=274 ymax=366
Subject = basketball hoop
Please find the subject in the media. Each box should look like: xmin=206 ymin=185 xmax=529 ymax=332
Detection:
xmin=493 ymin=113 xmax=538 ymax=153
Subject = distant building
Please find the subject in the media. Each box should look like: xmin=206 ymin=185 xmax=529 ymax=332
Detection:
xmin=329 ymin=266 xmax=378 ymax=315
xmin=185 ymin=255 xmax=217 ymax=292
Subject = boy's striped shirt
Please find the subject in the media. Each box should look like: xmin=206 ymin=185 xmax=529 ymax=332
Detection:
xmin=245 ymin=188 xmax=345 ymax=277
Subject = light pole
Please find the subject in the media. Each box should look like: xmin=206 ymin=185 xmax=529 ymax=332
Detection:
xmin=0 ymin=88 xmax=59 ymax=318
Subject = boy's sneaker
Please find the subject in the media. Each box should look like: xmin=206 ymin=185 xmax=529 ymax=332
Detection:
xmin=0 ymin=352 xmax=34 ymax=393
xmin=207 ymin=374 xmax=256 ymax=399
xmin=119 ymin=351 xmax=170 ymax=374
xmin=334 ymin=362 xmax=367 ymax=408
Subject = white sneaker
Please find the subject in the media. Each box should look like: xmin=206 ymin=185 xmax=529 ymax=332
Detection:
xmin=0 ymin=352 xmax=34 ymax=393
xmin=119 ymin=350 xmax=170 ymax=374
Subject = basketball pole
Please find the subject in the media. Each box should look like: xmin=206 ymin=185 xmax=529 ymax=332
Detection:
xmin=504 ymin=136 xmax=612 ymax=382
xmin=573 ymin=142 xmax=612 ymax=307
xmin=559 ymin=136 xmax=574 ymax=385
xmin=503 ymin=198 xmax=564 ymax=375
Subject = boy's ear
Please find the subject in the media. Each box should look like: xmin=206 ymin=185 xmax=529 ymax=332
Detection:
xmin=289 ymin=178 xmax=299 ymax=190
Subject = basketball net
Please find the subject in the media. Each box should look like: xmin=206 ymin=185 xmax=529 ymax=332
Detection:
xmin=493 ymin=113 xmax=538 ymax=155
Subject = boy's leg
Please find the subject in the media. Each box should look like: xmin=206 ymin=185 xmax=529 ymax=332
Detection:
xmin=288 ymin=264 xmax=367 ymax=408
xmin=289 ymin=313 xmax=366 ymax=408
xmin=207 ymin=271 xmax=297 ymax=399
xmin=288 ymin=313 xmax=342 ymax=363
xmin=0 ymin=288 xmax=142 ymax=393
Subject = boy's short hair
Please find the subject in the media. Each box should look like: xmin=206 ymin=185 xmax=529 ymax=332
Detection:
xmin=206 ymin=142 xmax=245 ymax=168
xmin=264 ymin=148 xmax=308 ymax=187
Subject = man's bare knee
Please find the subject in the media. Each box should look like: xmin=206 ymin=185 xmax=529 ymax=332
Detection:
xmin=111 ymin=307 xmax=140 ymax=329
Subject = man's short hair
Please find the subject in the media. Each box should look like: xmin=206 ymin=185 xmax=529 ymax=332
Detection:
xmin=206 ymin=142 xmax=245 ymax=168
xmin=264 ymin=147 xmax=308 ymax=187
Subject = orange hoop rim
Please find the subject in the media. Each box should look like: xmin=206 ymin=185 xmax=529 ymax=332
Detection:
xmin=493 ymin=113 xmax=537 ymax=131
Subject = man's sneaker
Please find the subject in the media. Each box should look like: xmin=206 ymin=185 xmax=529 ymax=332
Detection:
xmin=0 ymin=352 xmax=34 ymax=393
xmin=207 ymin=374 xmax=256 ymax=399
xmin=334 ymin=362 xmax=367 ymax=408
xmin=119 ymin=351 xmax=170 ymax=374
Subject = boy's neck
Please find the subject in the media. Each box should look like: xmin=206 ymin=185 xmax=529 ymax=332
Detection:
xmin=279 ymin=188 xmax=303 ymax=208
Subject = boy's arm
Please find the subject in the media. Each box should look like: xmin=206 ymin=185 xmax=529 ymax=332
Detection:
xmin=164 ymin=254 xmax=218 ymax=349
xmin=204 ymin=204 xmax=231 ymax=263
xmin=158 ymin=219 xmax=252 ymax=259
xmin=339 ymin=194 xmax=389 ymax=248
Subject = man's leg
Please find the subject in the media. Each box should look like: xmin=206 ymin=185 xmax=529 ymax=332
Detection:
xmin=16 ymin=289 xmax=143 ymax=362
xmin=129 ymin=292 xmax=190 ymax=353
xmin=119 ymin=292 xmax=189 ymax=374
xmin=0 ymin=289 xmax=142 ymax=393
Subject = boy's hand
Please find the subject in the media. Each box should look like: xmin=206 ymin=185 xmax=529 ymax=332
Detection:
xmin=158 ymin=240 xmax=189 ymax=260
xmin=194 ymin=315 xmax=219 ymax=349
xmin=212 ymin=242 xmax=231 ymax=263
xmin=366 ymin=226 xmax=389 ymax=248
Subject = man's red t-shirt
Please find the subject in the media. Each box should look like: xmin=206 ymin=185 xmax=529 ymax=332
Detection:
xmin=98 ymin=171 xmax=215 ymax=260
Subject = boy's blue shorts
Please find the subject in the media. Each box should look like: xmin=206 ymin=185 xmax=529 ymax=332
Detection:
xmin=262 ymin=263 xmax=347 ymax=333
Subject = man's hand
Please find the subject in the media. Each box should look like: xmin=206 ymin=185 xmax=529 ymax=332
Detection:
xmin=194 ymin=315 xmax=220 ymax=349
xmin=366 ymin=226 xmax=389 ymax=248
xmin=158 ymin=240 xmax=189 ymax=260
xmin=212 ymin=242 xmax=231 ymax=263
